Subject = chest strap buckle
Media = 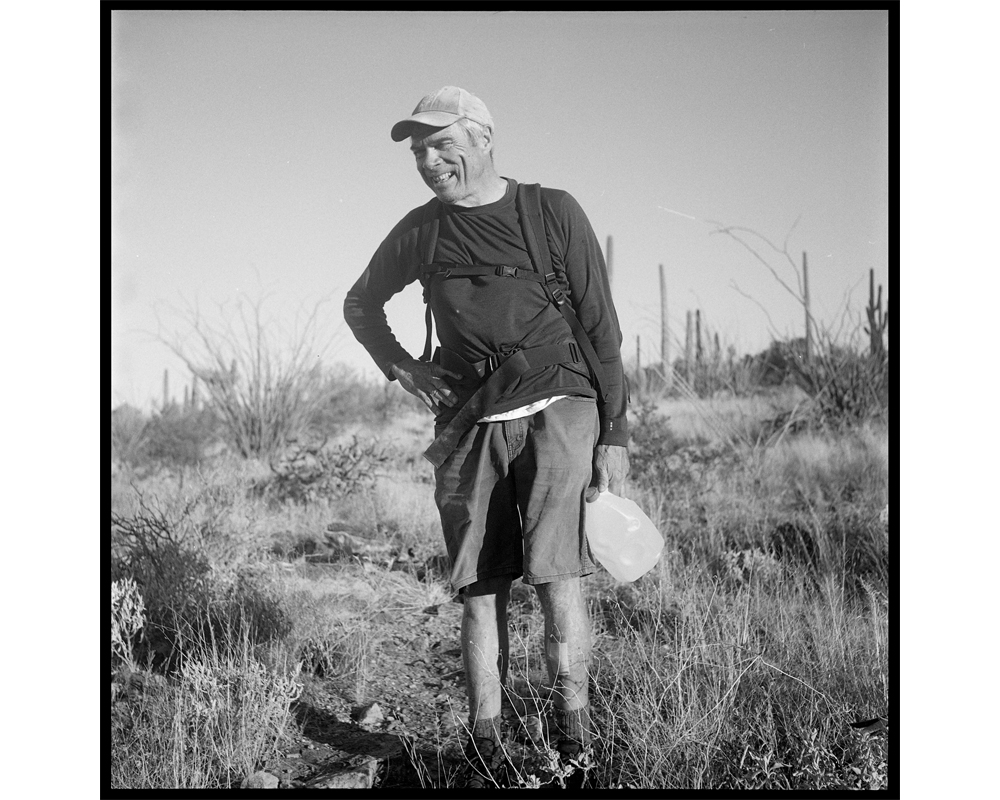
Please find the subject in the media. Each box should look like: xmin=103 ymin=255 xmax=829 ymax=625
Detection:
xmin=487 ymin=346 xmax=521 ymax=375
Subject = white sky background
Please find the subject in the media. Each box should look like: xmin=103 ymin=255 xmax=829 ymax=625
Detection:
xmin=112 ymin=10 xmax=889 ymax=409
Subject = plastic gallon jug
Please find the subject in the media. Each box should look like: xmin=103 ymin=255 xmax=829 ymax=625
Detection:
xmin=586 ymin=491 xmax=665 ymax=582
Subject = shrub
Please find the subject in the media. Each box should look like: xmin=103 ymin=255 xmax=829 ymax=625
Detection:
xmin=112 ymin=404 xmax=151 ymax=473
xmin=256 ymin=436 xmax=391 ymax=505
xmin=112 ymin=577 xmax=146 ymax=674
xmin=742 ymin=337 xmax=888 ymax=431
xmin=788 ymin=344 xmax=888 ymax=429
xmin=627 ymin=398 xmax=686 ymax=491
xmin=145 ymin=405 xmax=222 ymax=474
xmin=160 ymin=294 xmax=337 ymax=460
xmin=110 ymin=493 xmax=289 ymax=671
xmin=627 ymin=398 xmax=735 ymax=512
xmin=307 ymin=364 xmax=426 ymax=433
xmin=110 ymin=499 xmax=214 ymax=619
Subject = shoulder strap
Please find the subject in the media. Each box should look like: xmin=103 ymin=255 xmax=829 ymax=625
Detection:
xmin=416 ymin=200 xmax=441 ymax=362
xmin=515 ymin=183 xmax=608 ymax=404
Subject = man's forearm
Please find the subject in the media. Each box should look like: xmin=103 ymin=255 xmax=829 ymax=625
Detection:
xmin=343 ymin=283 xmax=412 ymax=379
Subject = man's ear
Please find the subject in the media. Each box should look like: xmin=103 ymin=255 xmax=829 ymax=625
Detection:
xmin=480 ymin=126 xmax=494 ymax=154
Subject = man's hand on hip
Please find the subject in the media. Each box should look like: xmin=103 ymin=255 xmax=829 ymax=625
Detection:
xmin=391 ymin=357 xmax=463 ymax=414
xmin=587 ymin=444 xmax=630 ymax=501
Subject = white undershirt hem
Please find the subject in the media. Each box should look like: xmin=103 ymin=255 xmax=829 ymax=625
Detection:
xmin=478 ymin=395 xmax=569 ymax=423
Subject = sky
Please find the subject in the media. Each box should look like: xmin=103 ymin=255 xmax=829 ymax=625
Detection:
xmin=111 ymin=9 xmax=889 ymax=410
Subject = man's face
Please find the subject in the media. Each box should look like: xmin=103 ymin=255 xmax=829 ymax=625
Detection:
xmin=409 ymin=122 xmax=493 ymax=207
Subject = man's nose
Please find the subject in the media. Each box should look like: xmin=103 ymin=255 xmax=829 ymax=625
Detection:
xmin=420 ymin=148 xmax=441 ymax=169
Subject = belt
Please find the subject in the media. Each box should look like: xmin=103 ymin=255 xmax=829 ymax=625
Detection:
xmin=423 ymin=343 xmax=582 ymax=468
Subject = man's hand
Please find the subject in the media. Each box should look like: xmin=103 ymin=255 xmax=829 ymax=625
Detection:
xmin=587 ymin=444 xmax=630 ymax=502
xmin=390 ymin=357 xmax=463 ymax=414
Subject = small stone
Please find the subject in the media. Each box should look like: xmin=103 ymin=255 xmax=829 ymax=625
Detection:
xmin=351 ymin=701 xmax=385 ymax=728
xmin=240 ymin=770 xmax=279 ymax=789
xmin=410 ymin=634 xmax=429 ymax=653
xmin=308 ymin=759 xmax=379 ymax=789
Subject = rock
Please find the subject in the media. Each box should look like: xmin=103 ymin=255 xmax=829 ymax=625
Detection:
xmin=410 ymin=634 xmax=429 ymax=653
xmin=351 ymin=701 xmax=384 ymax=728
xmin=240 ymin=771 xmax=279 ymax=789
xmin=114 ymin=669 xmax=170 ymax=701
xmin=307 ymin=758 xmax=379 ymax=789
xmin=324 ymin=526 xmax=394 ymax=560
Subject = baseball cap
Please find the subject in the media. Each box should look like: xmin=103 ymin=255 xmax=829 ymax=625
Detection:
xmin=390 ymin=86 xmax=494 ymax=142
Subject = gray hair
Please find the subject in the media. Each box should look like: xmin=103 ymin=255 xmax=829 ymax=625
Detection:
xmin=457 ymin=117 xmax=495 ymax=162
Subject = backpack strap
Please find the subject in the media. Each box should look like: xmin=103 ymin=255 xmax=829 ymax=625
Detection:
xmin=420 ymin=263 xmax=544 ymax=282
xmin=514 ymin=183 xmax=608 ymax=405
xmin=415 ymin=200 xmax=441 ymax=362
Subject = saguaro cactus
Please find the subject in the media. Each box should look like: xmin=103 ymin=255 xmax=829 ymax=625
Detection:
xmin=659 ymin=264 xmax=671 ymax=390
xmin=865 ymin=268 xmax=887 ymax=359
xmin=803 ymin=251 xmax=812 ymax=365
xmin=685 ymin=311 xmax=694 ymax=382
xmin=695 ymin=309 xmax=703 ymax=365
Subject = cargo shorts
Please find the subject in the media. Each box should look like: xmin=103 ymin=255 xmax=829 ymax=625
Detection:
xmin=433 ymin=395 xmax=600 ymax=591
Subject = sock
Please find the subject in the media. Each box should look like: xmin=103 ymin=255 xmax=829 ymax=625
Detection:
xmin=470 ymin=713 xmax=502 ymax=742
xmin=553 ymin=704 xmax=593 ymax=749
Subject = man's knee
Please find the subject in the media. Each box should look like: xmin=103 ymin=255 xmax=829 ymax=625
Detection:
xmin=534 ymin=576 xmax=583 ymax=608
xmin=461 ymin=575 xmax=514 ymax=602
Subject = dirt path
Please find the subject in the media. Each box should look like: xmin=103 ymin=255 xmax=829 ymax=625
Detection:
xmin=261 ymin=572 xmax=556 ymax=789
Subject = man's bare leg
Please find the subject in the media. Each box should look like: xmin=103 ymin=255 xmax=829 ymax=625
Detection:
xmin=535 ymin=575 xmax=593 ymax=783
xmin=461 ymin=576 xmax=513 ymax=728
xmin=534 ymin=577 xmax=591 ymax=711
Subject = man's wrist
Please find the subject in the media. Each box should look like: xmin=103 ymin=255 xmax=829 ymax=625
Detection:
xmin=384 ymin=356 xmax=413 ymax=382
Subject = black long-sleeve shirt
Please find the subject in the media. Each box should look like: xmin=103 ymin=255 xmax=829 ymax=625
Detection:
xmin=343 ymin=178 xmax=628 ymax=446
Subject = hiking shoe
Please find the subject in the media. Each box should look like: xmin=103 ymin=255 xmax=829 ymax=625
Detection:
xmin=459 ymin=735 xmax=510 ymax=789
xmin=554 ymin=737 xmax=595 ymax=789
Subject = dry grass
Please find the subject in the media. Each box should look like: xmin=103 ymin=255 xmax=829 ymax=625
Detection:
xmin=651 ymin=386 xmax=809 ymax=445
xmin=110 ymin=620 xmax=302 ymax=789
xmin=109 ymin=390 xmax=890 ymax=791
xmin=583 ymin=558 xmax=888 ymax=789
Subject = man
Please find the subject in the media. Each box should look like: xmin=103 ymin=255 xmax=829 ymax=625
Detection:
xmin=344 ymin=86 xmax=629 ymax=789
